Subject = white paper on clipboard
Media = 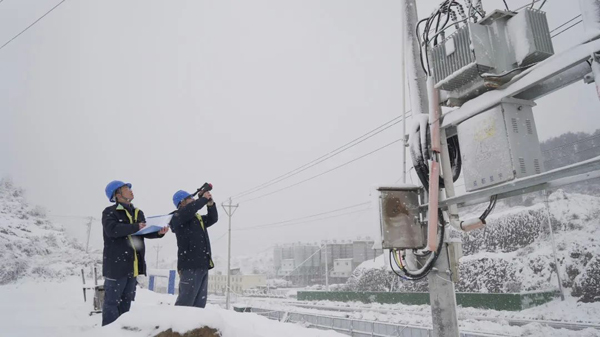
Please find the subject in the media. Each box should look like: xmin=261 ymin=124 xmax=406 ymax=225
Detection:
xmin=132 ymin=214 xmax=173 ymax=236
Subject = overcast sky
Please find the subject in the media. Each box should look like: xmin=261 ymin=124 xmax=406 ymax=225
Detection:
xmin=1 ymin=0 xmax=599 ymax=265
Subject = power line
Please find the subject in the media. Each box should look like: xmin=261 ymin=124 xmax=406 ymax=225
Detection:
xmin=515 ymin=0 xmax=544 ymax=11
xmin=0 ymin=0 xmax=67 ymax=52
xmin=238 ymin=207 xmax=371 ymax=232
xmin=236 ymin=202 xmax=370 ymax=231
xmin=243 ymin=207 xmax=371 ymax=231
xmin=551 ymin=20 xmax=583 ymax=39
xmin=238 ymin=138 xmax=404 ymax=204
xmin=550 ymin=15 xmax=582 ymax=33
xmin=212 ymin=232 xmax=227 ymax=244
xmin=231 ymin=112 xmax=412 ymax=200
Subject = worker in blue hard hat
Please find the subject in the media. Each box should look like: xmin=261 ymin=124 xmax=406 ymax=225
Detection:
xmin=170 ymin=188 xmax=218 ymax=308
xmin=101 ymin=180 xmax=169 ymax=326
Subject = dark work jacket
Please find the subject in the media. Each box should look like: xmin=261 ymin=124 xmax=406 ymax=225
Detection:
xmin=169 ymin=198 xmax=218 ymax=271
xmin=102 ymin=203 xmax=163 ymax=279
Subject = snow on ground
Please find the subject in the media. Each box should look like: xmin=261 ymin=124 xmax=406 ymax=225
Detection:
xmin=238 ymin=295 xmax=600 ymax=337
xmin=0 ymin=277 xmax=343 ymax=337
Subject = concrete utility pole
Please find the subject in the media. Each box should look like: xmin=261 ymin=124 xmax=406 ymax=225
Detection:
xmin=85 ymin=216 xmax=94 ymax=253
xmin=324 ymin=242 xmax=329 ymax=291
xmin=400 ymin=0 xmax=460 ymax=336
xmin=400 ymin=9 xmax=408 ymax=184
xmin=221 ymin=198 xmax=239 ymax=310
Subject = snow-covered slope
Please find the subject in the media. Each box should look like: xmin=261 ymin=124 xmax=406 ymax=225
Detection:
xmin=347 ymin=190 xmax=600 ymax=301
xmin=0 ymin=277 xmax=344 ymax=337
xmin=0 ymin=178 xmax=99 ymax=284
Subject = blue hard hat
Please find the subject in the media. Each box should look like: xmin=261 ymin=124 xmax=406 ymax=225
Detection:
xmin=105 ymin=180 xmax=132 ymax=202
xmin=173 ymin=190 xmax=192 ymax=208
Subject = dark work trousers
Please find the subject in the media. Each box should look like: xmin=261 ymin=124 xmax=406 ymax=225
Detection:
xmin=102 ymin=276 xmax=137 ymax=326
xmin=175 ymin=268 xmax=209 ymax=308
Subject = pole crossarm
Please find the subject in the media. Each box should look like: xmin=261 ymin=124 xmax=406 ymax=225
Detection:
xmin=421 ymin=156 xmax=600 ymax=210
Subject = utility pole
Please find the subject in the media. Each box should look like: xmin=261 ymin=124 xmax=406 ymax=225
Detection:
xmin=324 ymin=242 xmax=329 ymax=291
xmin=221 ymin=197 xmax=239 ymax=310
xmin=85 ymin=216 xmax=94 ymax=253
xmin=400 ymin=0 xmax=460 ymax=336
xmin=400 ymin=10 xmax=408 ymax=184
xmin=154 ymin=244 xmax=162 ymax=269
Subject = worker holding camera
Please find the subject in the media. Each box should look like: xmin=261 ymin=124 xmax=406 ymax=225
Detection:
xmin=170 ymin=184 xmax=218 ymax=308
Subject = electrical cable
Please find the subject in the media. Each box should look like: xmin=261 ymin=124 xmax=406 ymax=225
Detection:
xmin=389 ymin=209 xmax=446 ymax=280
xmin=236 ymin=202 xmax=370 ymax=231
xmin=551 ymin=20 xmax=583 ymax=38
xmin=515 ymin=0 xmax=543 ymax=11
xmin=231 ymin=112 xmax=412 ymax=200
xmin=480 ymin=62 xmax=539 ymax=79
xmin=410 ymin=122 xmax=462 ymax=189
xmin=238 ymin=138 xmax=405 ymax=204
xmin=550 ymin=15 xmax=582 ymax=33
xmin=0 ymin=0 xmax=67 ymax=52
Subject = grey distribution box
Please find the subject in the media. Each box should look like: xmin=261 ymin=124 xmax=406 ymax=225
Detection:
xmin=457 ymin=99 xmax=544 ymax=192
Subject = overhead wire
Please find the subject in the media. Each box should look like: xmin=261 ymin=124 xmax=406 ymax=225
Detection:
xmin=551 ymin=20 xmax=583 ymax=38
xmin=231 ymin=112 xmax=412 ymax=200
xmin=236 ymin=202 xmax=370 ymax=231
xmin=0 ymin=0 xmax=67 ymax=52
xmin=515 ymin=0 xmax=543 ymax=11
xmin=237 ymin=138 xmax=405 ymax=204
xmin=550 ymin=15 xmax=582 ymax=33
xmin=237 ymin=207 xmax=371 ymax=232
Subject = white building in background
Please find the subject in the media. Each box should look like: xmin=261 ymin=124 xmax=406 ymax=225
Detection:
xmin=273 ymin=238 xmax=383 ymax=286
xmin=331 ymin=258 xmax=353 ymax=278
xmin=208 ymin=269 xmax=267 ymax=295
xmin=277 ymin=259 xmax=295 ymax=277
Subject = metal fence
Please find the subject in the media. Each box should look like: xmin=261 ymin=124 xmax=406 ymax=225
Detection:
xmin=250 ymin=308 xmax=502 ymax=337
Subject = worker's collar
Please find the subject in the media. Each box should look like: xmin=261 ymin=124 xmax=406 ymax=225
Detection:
xmin=116 ymin=202 xmax=135 ymax=211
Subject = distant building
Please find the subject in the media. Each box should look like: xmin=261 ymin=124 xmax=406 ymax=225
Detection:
xmin=330 ymin=258 xmax=354 ymax=280
xmin=208 ymin=270 xmax=267 ymax=295
xmin=273 ymin=238 xmax=383 ymax=286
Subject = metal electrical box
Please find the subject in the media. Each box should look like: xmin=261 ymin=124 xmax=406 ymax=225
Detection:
xmin=457 ymin=99 xmax=544 ymax=192
xmin=377 ymin=185 xmax=425 ymax=249
xmin=430 ymin=8 xmax=554 ymax=106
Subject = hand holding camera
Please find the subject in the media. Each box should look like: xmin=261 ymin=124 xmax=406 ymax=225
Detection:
xmin=192 ymin=182 xmax=214 ymax=205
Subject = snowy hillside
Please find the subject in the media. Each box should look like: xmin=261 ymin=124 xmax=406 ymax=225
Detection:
xmin=0 ymin=178 xmax=99 ymax=284
xmin=347 ymin=189 xmax=600 ymax=302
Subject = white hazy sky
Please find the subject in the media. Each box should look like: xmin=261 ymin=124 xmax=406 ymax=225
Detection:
xmin=1 ymin=0 xmax=599 ymax=264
